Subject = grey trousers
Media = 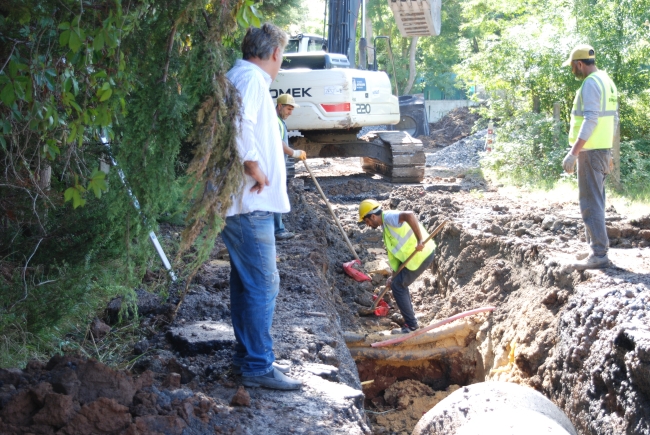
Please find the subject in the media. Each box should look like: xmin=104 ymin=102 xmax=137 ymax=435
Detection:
xmin=577 ymin=149 xmax=612 ymax=257
xmin=391 ymin=251 xmax=435 ymax=328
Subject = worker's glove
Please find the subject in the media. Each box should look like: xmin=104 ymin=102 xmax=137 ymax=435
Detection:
xmin=292 ymin=149 xmax=307 ymax=161
xmin=562 ymin=152 xmax=578 ymax=174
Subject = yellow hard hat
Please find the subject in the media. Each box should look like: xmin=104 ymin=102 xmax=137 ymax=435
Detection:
xmin=358 ymin=199 xmax=381 ymax=222
xmin=276 ymin=93 xmax=300 ymax=107
xmin=562 ymin=44 xmax=595 ymax=67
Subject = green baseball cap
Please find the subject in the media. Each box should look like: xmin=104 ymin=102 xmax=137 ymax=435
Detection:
xmin=562 ymin=44 xmax=595 ymax=67
xmin=276 ymin=93 xmax=300 ymax=108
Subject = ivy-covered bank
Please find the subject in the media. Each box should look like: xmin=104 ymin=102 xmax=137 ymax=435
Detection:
xmin=0 ymin=0 xmax=297 ymax=367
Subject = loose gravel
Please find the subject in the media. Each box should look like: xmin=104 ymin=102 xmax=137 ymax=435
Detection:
xmin=426 ymin=129 xmax=487 ymax=171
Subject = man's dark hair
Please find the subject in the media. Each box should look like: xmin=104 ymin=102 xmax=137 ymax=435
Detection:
xmin=578 ymin=58 xmax=595 ymax=66
xmin=241 ymin=23 xmax=288 ymax=60
xmin=367 ymin=207 xmax=382 ymax=218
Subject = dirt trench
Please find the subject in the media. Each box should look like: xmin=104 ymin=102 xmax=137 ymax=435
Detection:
xmin=1 ymin=157 xmax=649 ymax=435
xmin=278 ymin=161 xmax=649 ymax=435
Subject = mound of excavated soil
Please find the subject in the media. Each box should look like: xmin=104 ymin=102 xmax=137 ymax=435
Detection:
xmin=0 ymin=355 xmax=244 ymax=434
xmin=421 ymin=107 xmax=481 ymax=149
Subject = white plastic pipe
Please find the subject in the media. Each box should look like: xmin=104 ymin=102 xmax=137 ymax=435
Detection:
xmin=100 ymin=135 xmax=177 ymax=281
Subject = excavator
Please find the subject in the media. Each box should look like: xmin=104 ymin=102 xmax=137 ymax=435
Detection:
xmin=271 ymin=0 xmax=441 ymax=183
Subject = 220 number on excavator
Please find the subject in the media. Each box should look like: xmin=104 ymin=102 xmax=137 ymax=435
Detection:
xmin=356 ymin=104 xmax=371 ymax=115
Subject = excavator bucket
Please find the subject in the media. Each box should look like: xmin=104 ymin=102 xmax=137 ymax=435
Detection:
xmin=389 ymin=0 xmax=442 ymax=37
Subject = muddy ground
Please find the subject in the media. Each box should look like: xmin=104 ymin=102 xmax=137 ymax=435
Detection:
xmin=1 ymin=124 xmax=649 ymax=435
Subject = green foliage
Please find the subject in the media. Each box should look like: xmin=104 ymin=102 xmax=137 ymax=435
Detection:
xmin=257 ymin=0 xmax=303 ymax=29
xmin=417 ymin=0 xmax=464 ymax=94
xmin=619 ymin=139 xmax=650 ymax=199
xmin=365 ymin=0 xmax=412 ymax=93
xmin=0 ymin=262 xmax=143 ymax=368
xmin=235 ymin=0 xmax=263 ymax=28
xmin=449 ymin=0 xmax=650 ymax=193
xmin=481 ymin=113 xmax=568 ymax=187
xmin=0 ymin=0 xmax=303 ymax=368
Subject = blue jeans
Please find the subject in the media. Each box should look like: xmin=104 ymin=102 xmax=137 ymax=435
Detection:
xmin=221 ymin=211 xmax=279 ymax=377
xmin=391 ymin=251 xmax=435 ymax=328
xmin=273 ymin=212 xmax=286 ymax=234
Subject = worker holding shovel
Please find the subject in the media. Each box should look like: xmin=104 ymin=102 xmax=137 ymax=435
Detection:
xmin=358 ymin=199 xmax=436 ymax=334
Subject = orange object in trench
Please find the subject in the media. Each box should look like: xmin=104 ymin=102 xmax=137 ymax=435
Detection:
xmin=302 ymin=160 xmax=372 ymax=282
xmin=342 ymin=259 xmax=372 ymax=282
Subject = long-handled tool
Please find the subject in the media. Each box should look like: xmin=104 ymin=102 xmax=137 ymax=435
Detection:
xmin=358 ymin=219 xmax=448 ymax=316
xmin=302 ymin=160 xmax=371 ymax=282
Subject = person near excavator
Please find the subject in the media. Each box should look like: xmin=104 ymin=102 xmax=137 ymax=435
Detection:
xmin=222 ymin=23 xmax=301 ymax=390
xmin=561 ymin=44 xmax=618 ymax=270
xmin=358 ymin=199 xmax=436 ymax=334
xmin=274 ymin=93 xmax=307 ymax=241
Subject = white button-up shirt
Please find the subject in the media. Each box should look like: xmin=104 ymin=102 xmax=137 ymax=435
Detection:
xmin=226 ymin=59 xmax=289 ymax=217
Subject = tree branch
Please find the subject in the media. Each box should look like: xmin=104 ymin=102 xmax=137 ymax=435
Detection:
xmin=202 ymin=10 xmax=211 ymax=29
xmin=9 ymin=238 xmax=44 ymax=310
xmin=403 ymin=36 xmax=419 ymax=95
xmin=0 ymin=42 xmax=18 ymax=76
xmin=162 ymin=22 xmax=178 ymax=83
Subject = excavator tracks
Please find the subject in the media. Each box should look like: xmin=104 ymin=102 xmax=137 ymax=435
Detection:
xmin=360 ymin=131 xmax=425 ymax=183
xmin=290 ymin=130 xmax=425 ymax=184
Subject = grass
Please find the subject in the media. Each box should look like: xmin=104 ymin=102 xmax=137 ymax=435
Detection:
xmin=0 ymin=252 xmax=172 ymax=369
xmin=491 ymin=172 xmax=650 ymax=219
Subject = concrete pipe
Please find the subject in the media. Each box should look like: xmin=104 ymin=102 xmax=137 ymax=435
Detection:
xmin=412 ymin=381 xmax=577 ymax=435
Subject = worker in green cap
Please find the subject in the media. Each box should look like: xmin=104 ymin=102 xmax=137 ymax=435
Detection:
xmin=274 ymin=93 xmax=306 ymax=241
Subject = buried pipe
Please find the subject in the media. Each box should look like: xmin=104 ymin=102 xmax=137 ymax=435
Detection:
xmin=350 ymin=345 xmax=463 ymax=361
xmin=412 ymin=381 xmax=578 ymax=435
xmin=371 ymin=307 xmax=496 ymax=348
xmin=345 ymin=322 xmax=473 ymax=348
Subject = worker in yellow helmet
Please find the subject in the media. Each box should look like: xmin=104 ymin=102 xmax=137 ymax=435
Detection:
xmin=561 ymin=44 xmax=618 ymax=270
xmin=358 ymin=199 xmax=436 ymax=334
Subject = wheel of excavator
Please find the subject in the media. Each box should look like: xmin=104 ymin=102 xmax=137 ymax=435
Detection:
xmin=361 ymin=131 xmax=425 ymax=183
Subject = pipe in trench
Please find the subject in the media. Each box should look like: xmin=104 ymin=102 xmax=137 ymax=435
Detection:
xmin=349 ymin=345 xmax=463 ymax=361
xmin=345 ymin=322 xmax=472 ymax=348
xmin=371 ymin=307 xmax=496 ymax=348
xmin=412 ymin=381 xmax=578 ymax=435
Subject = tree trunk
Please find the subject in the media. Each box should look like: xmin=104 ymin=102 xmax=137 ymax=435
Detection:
xmin=38 ymin=165 xmax=51 ymax=191
xmin=365 ymin=8 xmax=374 ymax=68
xmin=533 ymin=95 xmax=540 ymax=113
xmin=403 ymin=36 xmax=419 ymax=95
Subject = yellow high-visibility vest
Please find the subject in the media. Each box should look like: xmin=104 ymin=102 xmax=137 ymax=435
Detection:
xmin=277 ymin=117 xmax=287 ymax=141
xmin=382 ymin=212 xmax=436 ymax=272
xmin=569 ymin=70 xmax=618 ymax=150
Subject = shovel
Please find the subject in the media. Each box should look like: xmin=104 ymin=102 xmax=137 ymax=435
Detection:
xmin=302 ymin=160 xmax=371 ymax=282
xmin=359 ymin=220 xmax=448 ymax=316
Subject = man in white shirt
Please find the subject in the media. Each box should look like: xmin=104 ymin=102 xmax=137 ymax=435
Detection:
xmin=222 ymin=23 xmax=301 ymax=390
